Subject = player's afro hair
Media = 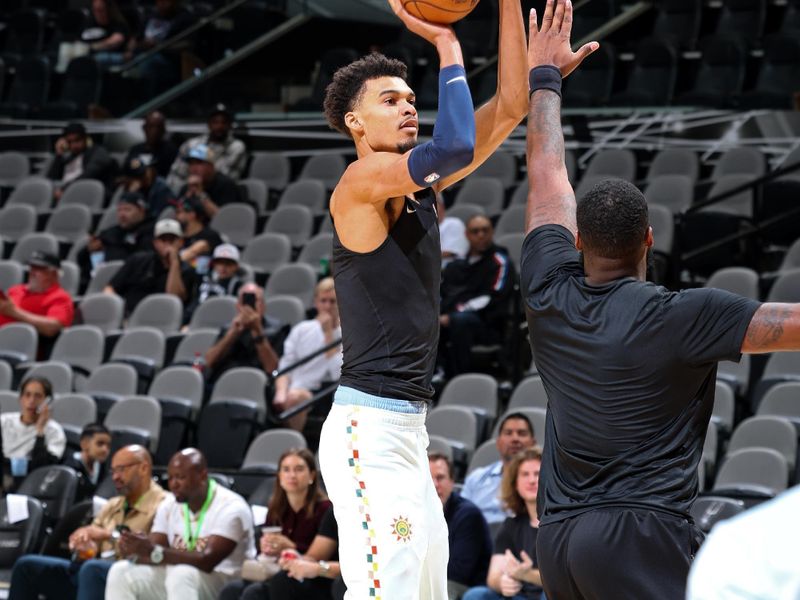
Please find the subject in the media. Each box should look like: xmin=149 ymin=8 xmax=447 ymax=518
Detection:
xmin=323 ymin=53 xmax=408 ymax=138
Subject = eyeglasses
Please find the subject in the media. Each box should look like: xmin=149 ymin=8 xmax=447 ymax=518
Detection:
xmin=110 ymin=462 xmax=141 ymax=475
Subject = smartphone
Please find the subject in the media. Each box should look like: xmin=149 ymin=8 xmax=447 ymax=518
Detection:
xmin=242 ymin=292 xmax=256 ymax=308
xmin=36 ymin=395 xmax=52 ymax=415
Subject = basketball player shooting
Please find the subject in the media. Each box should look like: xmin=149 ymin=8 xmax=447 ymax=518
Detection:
xmin=316 ymin=0 xmax=528 ymax=598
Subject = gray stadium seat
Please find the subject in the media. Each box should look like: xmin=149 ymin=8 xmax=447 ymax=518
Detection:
xmin=0 ymin=204 xmax=37 ymax=243
xmin=297 ymin=154 xmax=346 ymax=190
xmin=50 ymin=325 xmax=104 ymax=389
xmin=427 ymin=435 xmax=455 ymax=464
xmin=248 ymin=152 xmax=290 ymax=191
xmin=59 ymin=179 xmax=105 ymax=213
xmin=472 ymin=150 xmax=518 ymax=188
xmin=297 ymin=233 xmax=333 ymax=273
xmin=10 ymin=232 xmax=59 ymax=264
xmin=148 ymin=366 xmax=205 ymax=464
xmin=495 ymin=205 xmax=526 ymax=236
xmin=172 ymin=328 xmax=219 ymax=366
xmin=0 ymin=497 xmax=45 ymax=567
xmin=0 ymin=361 xmax=11 ymax=390
xmin=712 ymin=147 xmax=766 ymax=180
xmin=493 ymin=408 xmax=546 ymax=446
xmin=646 ymin=149 xmax=699 ymax=184
xmin=702 ymin=174 xmax=754 ymax=217
xmin=712 ymin=447 xmax=788 ymax=498
xmin=110 ymin=327 xmax=166 ymax=382
xmin=6 ymin=176 xmax=52 ymax=213
xmin=76 ymin=293 xmax=124 ymax=333
xmin=105 ymin=395 xmax=162 ymax=454
xmin=0 ymin=260 xmax=24 ymax=290
xmin=0 ymin=391 xmax=19 ymax=413
xmin=706 ymin=267 xmax=759 ymax=300
xmin=645 ymin=175 xmax=694 ymax=214
xmin=189 ymin=296 xmax=237 ymax=330
xmin=582 ymin=149 xmax=637 ymax=182
xmin=209 ymin=367 xmax=269 ymax=421
xmin=239 ymin=179 xmax=268 ymax=214
xmin=690 ymin=496 xmax=746 ymax=534
xmin=0 ymin=151 xmax=30 ymax=187
xmin=85 ymin=261 xmax=124 ymax=296
xmin=59 ymin=261 xmax=80 ymax=297
xmin=0 ymin=323 xmax=37 ymax=366
xmin=51 ymin=393 xmax=97 ymax=448
xmin=648 ymin=203 xmax=675 ymax=256
xmin=757 ymin=382 xmax=800 ymax=427
xmin=242 ymin=429 xmax=307 ymax=472
xmin=23 ymin=361 xmax=73 ymax=394
xmin=277 ymin=180 xmax=327 ymax=215
xmin=712 ymin=381 xmax=735 ymax=435
xmin=210 ymin=203 xmax=257 ymax=248
xmin=265 ymin=263 xmax=317 ymax=309
xmin=17 ymin=465 xmax=78 ymax=523
xmin=703 ymin=420 xmax=719 ymax=475
xmin=508 ymin=376 xmax=549 ymax=411
xmin=264 ymin=205 xmax=314 ymax=248
xmin=264 ymin=295 xmax=306 ymax=327
xmin=727 ymin=415 xmax=797 ymax=471
xmin=427 ymin=406 xmax=479 ymax=469
xmin=496 ymin=233 xmax=524 ymax=269
xmin=718 ymin=354 xmax=750 ymax=397
xmin=447 ymin=203 xmax=485 ymax=225
xmin=242 ymin=233 xmax=291 ymax=277
xmin=453 ymin=177 xmax=505 ymax=218
xmin=767 ymin=270 xmax=800 ymax=303
xmin=45 ymin=204 xmax=92 ymax=244
xmin=467 ymin=439 xmax=501 ymax=475
xmin=510 ymin=181 xmax=528 ymax=206
xmin=85 ymin=363 xmax=138 ymax=419
xmin=127 ymin=294 xmax=183 ymax=334
xmin=438 ymin=373 xmax=498 ymax=441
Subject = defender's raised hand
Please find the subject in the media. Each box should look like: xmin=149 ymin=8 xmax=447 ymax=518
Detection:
xmin=528 ymin=0 xmax=598 ymax=77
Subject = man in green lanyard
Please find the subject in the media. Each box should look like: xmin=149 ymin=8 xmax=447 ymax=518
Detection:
xmin=105 ymin=448 xmax=255 ymax=600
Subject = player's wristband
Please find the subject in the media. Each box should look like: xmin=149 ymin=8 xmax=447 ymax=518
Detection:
xmin=529 ymin=65 xmax=562 ymax=98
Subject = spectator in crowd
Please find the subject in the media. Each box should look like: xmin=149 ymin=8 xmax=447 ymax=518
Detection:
xmin=462 ymin=413 xmax=535 ymax=525
xmin=687 ymin=485 xmax=800 ymax=599
xmin=437 ymin=196 xmax=468 ymax=268
xmin=106 ymin=448 xmax=255 ymax=600
xmin=219 ymin=448 xmax=332 ymax=600
xmin=174 ymin=195 xmax=223 ymax=273
xmin=429 ymin=452 xmax=493 ymax=600
xmin=463 ymin=448 xmax=545 ymax=600
xmin=184 ymin=244 xmax=247 ymax=324
xmin=439 ymin=214 xmax=515 ymax=376
xmin=121 ymin=153 xmax=175 ymax=219
xmin=126 ymin=0 xmax=194 ymax=98
xmin=273 ymin=278 xmax=342 ymax=432
xmin=81 ymin=0 xmax=130 ymax=68
xmin=1 ymin=376 xmax=66 ymax=490
xmin=172 ymin=145 xmax=242 ymax=219
xmin=46 ymin=123 xmax=116 ymax=199
xmin=9 ymin=445 xmax=166 ymax=600
xmin=125 ymin=111 xmax=179 ymax=179
xmin=77 ymin=191 xmax=155 ymax=290
xmin=204 ymin=283 xmax=282 ymax=383
xmin=0 ymin=252 xmax=74 ymax=339
xmin=167 ymin=105 xmax=247 ymax=192
xmin=104 ymin=219 xmax=197 ymax=315
xmin=63 ymin=423 xmax=112 ymax=502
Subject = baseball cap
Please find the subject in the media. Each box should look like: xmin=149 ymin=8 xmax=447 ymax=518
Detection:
xmin=211 ymin=243 xmax=240 ymax=264
xmin=154 ymin=219 xmax=183 ymax=238
xmin=209 ymin=103 xmax=232 ymax=120
xmin=185 ymin=143 xmax=214 ymax=163
xmin=119 ymin=191 xmax=147 ymax=210
xmin=27 ymin=251 xmax=61 ymax=270
xmin=124 ymin=154 xmax=156 ymax=177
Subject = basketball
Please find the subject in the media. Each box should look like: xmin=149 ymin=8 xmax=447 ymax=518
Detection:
xmin=401 ymin=0 xmax=480 ymax=24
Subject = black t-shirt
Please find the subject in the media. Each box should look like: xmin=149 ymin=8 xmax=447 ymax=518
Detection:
xmin=208 ymin=315 xmax=288 ymax=382
xmin=184 ymin=226 xmax=223 ymax=266
xmin=178 ymin=173 xmax=241 ymax=210
xmin=109 ymin=250 xmax=197 ymax=314
xmin=494 ymin=514 xmax=542 ymax=598
xmin=520 ymin=225 xmax=761 ymax=524
xmin=317 ymin=505 xmax=339 ymax=560
xmin=82 ymin=17 xmax=129 ymax=50
xmin=126 ymin=141 xmax=179 ymax=179
xmin=98 ymin=217 xmax=155 ymax=262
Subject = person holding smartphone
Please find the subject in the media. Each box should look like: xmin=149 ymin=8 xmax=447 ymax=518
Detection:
xmin=204 ymin=283 xmax=283 ymax=384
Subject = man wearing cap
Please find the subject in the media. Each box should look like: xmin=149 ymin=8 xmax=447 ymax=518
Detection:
xmin=167 ymin=105 xmax=247 ymax=193
xmin=0 ymin=252 xmax=74 ymax=338
xmin=171 ymin=144 xmax=242 ymax=219
xmin=122 ymin=153 xmax=175 ymax=219
xmin=77 ymin=191 xmax=156 ymax=289
xmin=174 ymin=195 xmax=223 ymax=271
xmin=185 ymin=244 xmax=247 ymax=324
xmin=46 ymin=122 xmax=116 ymax=199
xmin=125 ymin=111 xmax=179 ymax=179
xmin=105 ymin=219 xmax=197 ymax=315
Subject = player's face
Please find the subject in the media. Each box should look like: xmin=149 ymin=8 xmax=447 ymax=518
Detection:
xmin=278 ymin=454 xmax=313 ymax=494
xmin=515 ymin=458 xmax=541 ymax=502
xmin=354 ymin=76 xmax=418 ymax=153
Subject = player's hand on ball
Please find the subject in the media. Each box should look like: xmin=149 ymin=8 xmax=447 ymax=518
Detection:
xmin=528 ymin=0 xmax=599 ymax=77
xmin=387 ymin=0 xmax=456 ymax=46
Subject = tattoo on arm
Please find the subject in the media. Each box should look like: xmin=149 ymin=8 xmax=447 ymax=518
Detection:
xmin=525 ymin=90 xmax=577 ymax=236
xmin=744 ymin=304 xmax=794 ymax=352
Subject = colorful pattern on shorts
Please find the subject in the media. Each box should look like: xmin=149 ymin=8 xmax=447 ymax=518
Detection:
xmin=346 ymin=407 xmax=382 ymax=599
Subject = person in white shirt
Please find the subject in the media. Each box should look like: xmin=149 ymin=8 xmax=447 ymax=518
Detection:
xmin=106 ymin=448 xmax=255 ymax=600
xmin=686 ymin=484 xmax=800 ymax=600
xmin=1 ymin=376 xmax=66 ymax=488
xmin=272 ymin=277 xmax=343 ymax=432
xmin=437 ymin=196 xmax=469 ymax=268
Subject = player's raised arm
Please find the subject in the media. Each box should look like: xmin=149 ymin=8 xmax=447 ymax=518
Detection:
xmin=741 ymin=303 xmax=800 ymax=353
xmin=525 ymin=0 xmax=598 ymax=237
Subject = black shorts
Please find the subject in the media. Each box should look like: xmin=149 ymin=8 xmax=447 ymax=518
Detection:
xmin=536 ymin=508 xmax=703 ymax=600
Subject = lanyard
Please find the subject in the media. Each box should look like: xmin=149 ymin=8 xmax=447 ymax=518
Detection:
xmin=182 ymin=480 xmax=216 ymax=552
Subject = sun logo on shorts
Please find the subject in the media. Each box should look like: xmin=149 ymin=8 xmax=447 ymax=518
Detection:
xmin=391 ymin=516 xmax=412 ymax=542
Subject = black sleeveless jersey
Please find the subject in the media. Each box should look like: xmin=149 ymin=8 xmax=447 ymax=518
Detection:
xmin=332 ymin=189 xmax=440 ymax=403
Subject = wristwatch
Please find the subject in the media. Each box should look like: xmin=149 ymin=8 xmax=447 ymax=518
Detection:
xmin=150 ymin=544 xmax=165 ymax=564
xmin=318 ymin=560 xmax=331 ymax=576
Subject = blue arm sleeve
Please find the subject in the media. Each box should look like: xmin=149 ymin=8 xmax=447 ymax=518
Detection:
xmin=407 ymin=64 xmax=476 ymax=187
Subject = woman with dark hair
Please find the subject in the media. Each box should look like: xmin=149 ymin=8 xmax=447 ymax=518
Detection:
xmin=1 ymin=377 xmax=66 ymax=491
xmin=81 ymin=0 xmax=130 ymax=67
xmin=463 ymin=447 xmax=545 ymax=600
xmin=219 ymin=448 xmax=332 ymax=600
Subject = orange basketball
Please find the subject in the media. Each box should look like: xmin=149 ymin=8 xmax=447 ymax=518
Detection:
xmin=401 ymin=0 xmax=480 ymax=24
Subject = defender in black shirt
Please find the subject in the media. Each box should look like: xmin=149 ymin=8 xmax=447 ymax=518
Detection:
xmin=522 ymin=3 xmax=799 ymax=598
xmin=316 ymin=0 xmax=530 ymax=597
